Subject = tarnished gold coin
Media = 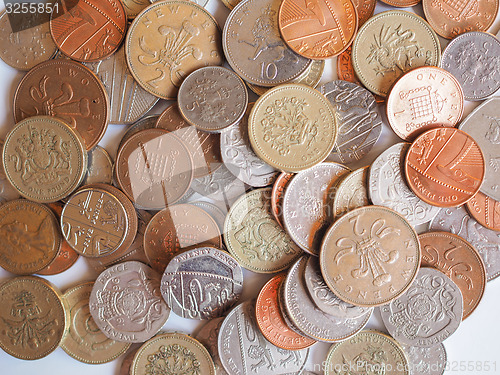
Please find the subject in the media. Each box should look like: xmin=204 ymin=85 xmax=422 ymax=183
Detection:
xmin=0 ymin=276 xmax=67 ymax=360
xmin=0 ymin=199 xmax=60 ymax=275
xmin=320 ymin=206 xmax=420 ymax=307
xmin=248 ymin=84 xmax=338 ymax=172
xmin=2 ymin=116 xmax=87 ymax=203
xmin=61 ymin=282 xmax=130 ymax=364
xmin=125 ymin=0 xmax=223 ymax=99
xmin=131 ymin=332 xmax=215 ymax=375
xmin=224 ymin=188 xmax=303 ymax=273
xmin=352 ymin=10 xmax=441 ymax=97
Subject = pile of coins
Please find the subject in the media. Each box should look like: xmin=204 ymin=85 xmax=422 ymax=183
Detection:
xmin=0 ymin=0 xmax=499 ymax=374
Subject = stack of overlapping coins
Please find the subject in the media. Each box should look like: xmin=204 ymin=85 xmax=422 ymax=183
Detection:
xmin=0 ymin=0 xmax=499 ymax=373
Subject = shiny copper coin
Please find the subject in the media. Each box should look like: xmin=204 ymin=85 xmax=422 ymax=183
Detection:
xmin=38 ymin=202 xmax=80 ymax=275
xmin=405 ymin=128 xmax=485 ymax=207
xmin=50 ymin=0 xmax=127 ymax=62
xmin=387 ymin=67 xmax=464 ymax=141
xmin=352 ymin=0 xmax=376 ymax=26
xmin=115 ymin=129 xmax=193 ymax=210
xmin=380 ymin=0 xmax=421 ymax=6
xmin=143 ymin=204 xmax=222 ymax=273
xmin=420 ymin=231 xmax=486 ymax=320
xmin=256 ymin=273 xmax=316 ymax=350
xmin=156 ymin=104 xmax=222 ymax=178
xmin=0 ymin=200 xmax=60 ymax=275
xmin=13 ymin=59 xmax=109 ymax=150
xmin=423 ymin=0 xmax=498 ymax=39
xmin=278 ymin=0 xmax=358 ymax=59
xmin=466 ymin=191 xmax=500 ymax=232
xmin=271 ymin=172 xmax=294 ymax=227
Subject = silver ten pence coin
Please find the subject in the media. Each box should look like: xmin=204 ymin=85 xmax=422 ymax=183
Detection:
xmin=319 ymin=80 xmax=382 ymax=164
xmin=161 ymin=247 xmax=243 ymax=319
xmin=380 ymin=267 xmax=463 ymax=347
xmin=441 ymin=31 xmax=500 ymax=101
xmin=218 ymin=300 xmax=309 ymax=374
xmin=402 ymin=343 xmax=447 ymax=375
xmin=222 ymin=0 xmax=312 ymax=87
xmin=369 ymin=142 xmax=440 ymax=226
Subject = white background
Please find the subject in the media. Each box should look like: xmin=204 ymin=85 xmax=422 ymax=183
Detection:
xmin=0 ymin=0 xmax=499 ymax=374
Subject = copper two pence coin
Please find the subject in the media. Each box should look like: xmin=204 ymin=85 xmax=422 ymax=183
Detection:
xmin=115 ymin=129 xmax=193 ymax=210
xmin=405 ymin=128 xmax=485 ymax=207
xmin=156 ymin=104 xmax=222 ymax=178
xmin=50 ymin=0 xmax=127 ymax=62
xmin=143 ymin=204 xmax=222 ymax=273
xmin=13 ymin=59 xmax=109 ymax=150
xmin=419 ymin=231 xmax=486 ymax=320
xmin=271 ymin=172 xmax=294 ymax=227
xmin=278 ymin=0 xmax=358 ymax=59
xmin=387 ymin=67 xmax=464 ymax=141
xmin=466 ymin=191 xmax=500 ymax=232
xmin=256 ymin=273 xmax=316 ymax=350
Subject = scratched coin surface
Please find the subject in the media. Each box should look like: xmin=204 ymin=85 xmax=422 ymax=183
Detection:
xmin=221 ymin=104 xmax=279 ymax=187
xmin=223 ymin=0 xmax=312 ymax=87
xmin=50 ymin=0 xmax=126 ymax=61
xmin=3 ymin=116 xmax=87 ymax=203
xmin=131 ymin=332 xmax=215 ymax=375
xmin=0 ymin=10 xmax=57 ymax=70
xmin=0 ymin=140 xmax=21 ymax=203
xmin=61 ymin=187 xmax=129 ymax=257
xmin=402 ymin=343 xmax=447 ymax=375
xmin=304 ymin=256 xmax=372 ymax=319
xmin=369 ymin=143 xmax=440 ymax=226
xmin=458 ymin=97 xmax=500 ymax=201
xmin=387 ymin=67 xmax=464 ymax=141
xmin=380 ymin=267 xmax=463 ymax=347
xmin=429 ymin=206 xmax=500 ymax=281
xmin=126 ymin=1 xmax=223 ymax=99
xmin=441 ymin=32 xmax=500 ymax=101
xmin=248 ymin=84 xmax=338 ymax=172
xmin=61 ymin=282 xmax=130 ymax=364
xmin=278 ymin=0 xmax=358 ymax=59
xmin=84 ymin=43 xmax=158 ymax=124
xmin=352 ymin=10 xmax=441 ymax=97
xmin=161 ymin=247 xmax=243 ymax=319
xmin=405 ymin=128 xmax=485 ymax=207
xmin=271 ymin=172 xmax=294 ymax=227
xmin=82 ymin=145 xmax=114 ymax=186
xmin=0 ymin=200 xmax=60 ymax=275
xmin=13 ymin=59 xmax=109 ymax=150
xmin=156 ymin=104 xmax=222 ymax=178
xmin=324 ymin=330 xmax=409 ymax=375
xmin=320 ymin=205 xmax=421 ymax=307
xmin=115 ymin=129 xmax=193 ymax=210
xmin=218 ymin=301 xmax=309 ymax=375
xmin=194 ymin=317 xmax=228 ymax=375
xmin=89 ymin=261 xmax=170 ymax=343
xmin=320 ymin=80 xmax=382 ymax=164
xmin=466 ymin=191 xmax=500 ymax=232
xmin=178 ymin=66 xmax=248 ymax=132
xmin=283 ymin=162 xmax=350 ymax=255
xmin=224 ymin=188 xmax=303 ymax=273
xmin=422 ymin=0 xmax=498 ymax=39
xmin=0 ymin=276 xmax=67 ymax=360
xmin=419 ymin=231 xmax=486 ymax=320
xmin=143 ymin=204 xmax=222 ymax=273
xmin=333 ymin=166 xmax=369 ymax=219
xmin=284 ymin=257 xmax=372 ymax=342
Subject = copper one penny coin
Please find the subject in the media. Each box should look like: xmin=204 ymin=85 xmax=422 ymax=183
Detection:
xmin=50 ymin=0 xmax=127 ymax=62
xmin=156 ymin=104 xmax=222 ymax=178
xmin=278 ymin=0 xmax=358 ymax=59
xmin=115 ymin=129 xmax=193 ymax=210
xmin=143 ymin=204 xmax=222 ymax=273
xmin=271 ymin=172 xmax=294 ymax=228
xmin=255 ymin=273 xmax=316 ymax=350
xmin=405 ymin=128 xmax=485 ymax=207
xmin=13 ymin=59 xmax=109 ymax=150
xmin=419 ymin=231 xmax=486 ymax=320
xmin=466 ymin=191 xmax=500 ymax=232
xmin=387 ymin=67 xmax=464 ymax=141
